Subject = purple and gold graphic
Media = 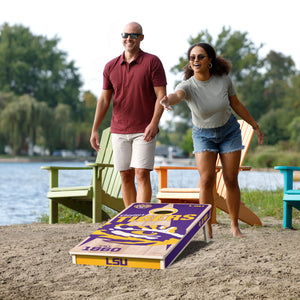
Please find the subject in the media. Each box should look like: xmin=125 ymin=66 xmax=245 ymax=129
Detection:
xmin=70 ymin=203 xmax=211 ymax=269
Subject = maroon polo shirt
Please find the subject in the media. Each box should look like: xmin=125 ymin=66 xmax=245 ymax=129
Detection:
xmin=103 ymin=50 xmax=167 ymax=134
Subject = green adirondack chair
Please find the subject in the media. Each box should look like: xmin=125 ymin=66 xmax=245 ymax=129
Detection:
xmin=41 ymin=127 xmax=124 ymax=224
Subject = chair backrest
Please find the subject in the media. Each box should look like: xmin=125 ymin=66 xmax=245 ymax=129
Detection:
xmin=216 ymin=120 xmax=254 ymax=197
xmin=95 ymin=128 xmax=122 ymax=198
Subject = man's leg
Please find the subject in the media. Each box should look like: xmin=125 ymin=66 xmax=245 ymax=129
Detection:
xmin=111 ymin=133 xmax=136 ymax=207
xmin=120 ymin=169 xmax=136 ymax=207
xmin=135 ymin=168 xmax=152 ymax=203
xmin=131 ymin=134 xmax=156 ymax=203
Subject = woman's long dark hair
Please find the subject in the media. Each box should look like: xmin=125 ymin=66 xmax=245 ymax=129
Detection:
xmin=184 ymin=43 xmax=232 ymax=80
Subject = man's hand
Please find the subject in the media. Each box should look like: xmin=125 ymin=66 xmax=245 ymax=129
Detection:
xmin=90 ymin=131 xmax=100 ymax=151
xmin=143 ymin=124 xmax=158 ymax=142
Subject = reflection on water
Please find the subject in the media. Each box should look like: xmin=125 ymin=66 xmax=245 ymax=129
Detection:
xmin=0 ymin=161 xmax=299 ymax=226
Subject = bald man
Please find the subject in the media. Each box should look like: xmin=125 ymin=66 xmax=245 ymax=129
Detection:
xmin=90 ymin=22 xmax=167 ymax=207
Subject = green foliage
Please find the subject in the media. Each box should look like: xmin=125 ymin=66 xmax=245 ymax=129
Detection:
xmin=2 ymin=23 xmax=300 ymax=159
xmin=38 ymin=205 xmax=92 ymax=223
xmin=258 ymin=109 xmax=290 ymax=145
xmin=38 ymin=204 xmax=118 ymax=224
xmin=0 ymin=24 xmax=115 ymax=155
xmin=180 ymin=128 xmax=193 ymax=154
xmin=0 ymin=23 xmax=82 ymax=115
xmin=0 ymin=94 xmax=47 ymax=154
xmin=288 ymin=116 xmax=300 ymax=149
xmin=263 ymin=50 xmax=296 ymax=82
xmin=244 ymin=146 xmax=300 ymax=168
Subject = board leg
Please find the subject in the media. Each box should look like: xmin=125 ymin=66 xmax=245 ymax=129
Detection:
xmin=203 ymin=224 xmax=210 ymax=243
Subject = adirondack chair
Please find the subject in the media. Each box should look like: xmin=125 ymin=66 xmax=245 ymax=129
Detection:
xmin=154 ymin=120 xmax=262 ymax=226
xmin=41 ymin=127 xmax=124 ymax=224
xmin=274 ymin=166 xmax=300 ymax=229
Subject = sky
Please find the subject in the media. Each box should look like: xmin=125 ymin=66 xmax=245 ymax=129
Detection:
xmin=1 ymin=0 xmax=300 ymax=100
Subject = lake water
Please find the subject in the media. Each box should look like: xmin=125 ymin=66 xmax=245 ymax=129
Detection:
xmin=0 ymin=161 xmax=299 ymax=226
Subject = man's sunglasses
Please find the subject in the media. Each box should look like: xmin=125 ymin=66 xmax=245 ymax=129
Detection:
xmin=121 ymin=33 xmax=142 ymax=39
xmin=189 ymin=55 xmax=207 ymax=61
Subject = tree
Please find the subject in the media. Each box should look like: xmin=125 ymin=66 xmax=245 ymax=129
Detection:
xmin=258 ymin=108 xmax=290 ymax=145
xmin=263 ymin=50 xmax=296 ymax=83
xmin=260 ymin=51 xmax=297 ymax=114
xmin=0 ymin=23 xmax=82 ymax=117
xmin=0 ymin=94 xmax=47 ymax=154
xmin=288 ymin=116 xmax=300 ymax=150
xmin=180 ymin=128 xmax=193 ymax=155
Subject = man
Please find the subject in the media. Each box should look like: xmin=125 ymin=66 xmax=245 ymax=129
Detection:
xmin=90 ymin=22 xmax=167 ymax=207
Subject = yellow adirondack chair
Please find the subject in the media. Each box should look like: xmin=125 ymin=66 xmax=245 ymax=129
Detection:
xmin=42 ymin=127 xmax=124 ymax=224
xmin=154 ymin=120 xmax=262 ymax=226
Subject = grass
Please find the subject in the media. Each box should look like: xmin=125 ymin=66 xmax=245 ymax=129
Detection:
xmin=38 ymin=188 xmax=300 ymax=227
xmin=38 ymin=206 xmax=92 ymax=224
xmin=240 ymin=188 xmax=286 ymax=219
xmin=38 ymin=205 xmax=115 ymax=224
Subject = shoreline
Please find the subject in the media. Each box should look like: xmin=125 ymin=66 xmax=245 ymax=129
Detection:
xmin=0 ymin=156 xmax=94 ymax=163
xmin=0 ymin=156 xmax=277 ymax=171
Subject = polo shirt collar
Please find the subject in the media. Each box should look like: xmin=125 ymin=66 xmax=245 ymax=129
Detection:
xmin=120 ymin=49 xmax=144 ymax=65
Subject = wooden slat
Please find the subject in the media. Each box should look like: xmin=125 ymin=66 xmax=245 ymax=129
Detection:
xmin=48 ymin=189 xmax=90 ymax=198
xmin=157 ymin=192 xmax=200 ymax=200
xmin=160 ymin=188 xmax=200 ymax=193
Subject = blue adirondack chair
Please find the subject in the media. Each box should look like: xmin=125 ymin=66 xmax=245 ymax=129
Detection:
xmin=275 ymin=166 xmax=300 ymax=229
xmin=42 ymin=128 xmax=124 ymax=224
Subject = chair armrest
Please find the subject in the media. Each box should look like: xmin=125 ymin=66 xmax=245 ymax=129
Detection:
xmin=41 ymin=166 xmax=92 ymax=170
xmin=154 ymin=166 xmax=198 ymax=190
xmin=274 ymin=166 xmax=300 ymax=191
xmin=86 ymin=163 xmax=114 ymax=168
xmin=154 ymin=164 xmax=252 ymax=190
xmin=239 ymin=166 xmax=252 ymax=171
xmin=41 ymin=166 xmax=93 ymax=189
xmin=154 ymin=166 xmax=198 ymax=171
xmin=275 ymin=166 xmax=300 ymax=171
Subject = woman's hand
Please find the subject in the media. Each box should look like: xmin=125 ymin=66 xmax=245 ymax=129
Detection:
xmin=160 ymin=96 xmax=172 ymax=111
xmin=255 ymin=127 xmax=264 ymax=145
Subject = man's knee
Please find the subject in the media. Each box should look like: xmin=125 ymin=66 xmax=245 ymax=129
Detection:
xmin=135 ymin=168 xmax=150 ymax=183
xmin=120 ymin=169 xmax=135 ymax=184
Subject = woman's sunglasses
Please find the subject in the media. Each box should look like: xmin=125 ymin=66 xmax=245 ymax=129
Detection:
xmin=189 ymin=55 xmax=207 ymax=61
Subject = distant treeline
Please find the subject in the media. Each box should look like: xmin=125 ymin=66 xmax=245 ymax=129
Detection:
xmin=1 ymin=24 xmax=300 ymax=160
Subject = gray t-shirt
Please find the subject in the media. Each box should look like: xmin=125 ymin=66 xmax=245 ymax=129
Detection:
xmin=175 ymin=75 xmax=236 ymax=128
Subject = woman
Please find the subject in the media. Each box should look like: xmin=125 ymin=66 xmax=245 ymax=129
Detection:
xmin=160 ymin=43 xmax=264 ymax=238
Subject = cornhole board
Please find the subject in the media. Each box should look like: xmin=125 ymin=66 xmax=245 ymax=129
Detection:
xmin=69 ymin=203 xmax=211 ymax=269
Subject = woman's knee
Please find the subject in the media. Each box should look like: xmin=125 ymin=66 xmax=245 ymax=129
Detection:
xmin=223 ymin=176 xmax=239 ymax=190
xmin=200 ymin=174 xmax=215 ymax=190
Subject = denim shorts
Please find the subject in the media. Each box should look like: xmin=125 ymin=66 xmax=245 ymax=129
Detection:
xmin=192 ymin=114 xmax=244 ymax=154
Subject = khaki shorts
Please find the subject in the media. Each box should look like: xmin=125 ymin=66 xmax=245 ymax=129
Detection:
xmin=111 ymin=133 xmax=156 ymax=171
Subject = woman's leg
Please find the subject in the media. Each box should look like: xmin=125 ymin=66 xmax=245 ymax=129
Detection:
xmin=195 ymin=151 xmax=218 ymax=238
xmin=220 ymin=150 xmax=244 ymax=237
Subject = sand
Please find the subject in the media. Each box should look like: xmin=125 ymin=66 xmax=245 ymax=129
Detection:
xmin=0 ymin=216 xmax=299 ymax=300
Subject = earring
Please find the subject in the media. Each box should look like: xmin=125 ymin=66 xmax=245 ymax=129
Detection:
xmin=208 ymin=63 xmax=212 ymax=69
xmin=188 ymin=64 xmax=192 ymax=70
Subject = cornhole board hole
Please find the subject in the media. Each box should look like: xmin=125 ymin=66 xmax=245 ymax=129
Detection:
xmin=69 ymin=203 xmax=211 ymax=269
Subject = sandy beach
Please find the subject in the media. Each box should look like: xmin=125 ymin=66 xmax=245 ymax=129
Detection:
xmin=1 ymin=216 xmax=299 ymax=300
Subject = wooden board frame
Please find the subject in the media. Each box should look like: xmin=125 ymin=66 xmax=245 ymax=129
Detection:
xmin=70 ymin=203 xmax=211 ymax=269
